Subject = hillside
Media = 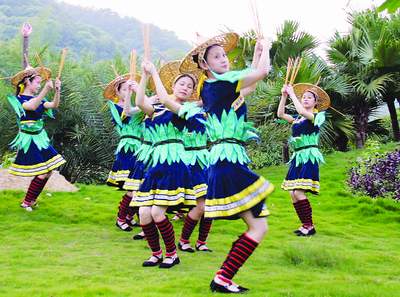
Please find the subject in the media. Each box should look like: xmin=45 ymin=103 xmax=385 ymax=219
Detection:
xmin=0 ymin=0 xmax=190 ymax=61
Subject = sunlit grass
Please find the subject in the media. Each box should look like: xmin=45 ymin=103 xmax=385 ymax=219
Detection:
xmin=0 ymin=143 xmax=399 ymax=297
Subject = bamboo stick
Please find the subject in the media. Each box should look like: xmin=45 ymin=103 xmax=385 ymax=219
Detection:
xmin=290 ymin=57 xmax=302 ymax=84
xmin=57 ymin=48 xmax=68 ymax=79
xmin=129 ymin=49 xmax=137 ymax=80
xmin=289 ymin=57 xmax=299 ymax=84
xmin=329 ymin=106 xmax=346 ymax=117
xmin=254 ymin=0 xmax=263 ymax=38
xmin=0 ymin=76 xmax=13 ymax=81
xmin=249 ymin=0 xmax=263 ymax=38
xmin=34 ymin=52 xmax=49 ymax=80
xmin=143 ymin=24 xmax=150 ymax=61
xmin=111 ymin=64 xmax=119 ymax=77
xmin=284 ymin=57 xmax=293 ymax=85
xmin=35 ymin=52 xmax=43 ymax=68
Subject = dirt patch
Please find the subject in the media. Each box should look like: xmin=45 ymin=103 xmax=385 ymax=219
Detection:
xmin=0 ymin=169 xmax=79 ymax=192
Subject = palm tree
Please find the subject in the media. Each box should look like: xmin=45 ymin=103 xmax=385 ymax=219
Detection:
xmin=0 ymin=40 xmax=24 ymax=156
xmin=270 ymin=20 xmax=318 ymax=67
xmin=327 ymin=17 xmax=393 ymax=148
xmin=232 ymin=22 xmax=354 ymax=151
xmin=49 ymin=57 xmax=122 ymax=183
xmin=229 ymin=20 xmax=318 ymax=74
xmin=378 ymin=0 xmax=400 ymax=14
xmin=351 ymin=10 xmax=400 ymax=141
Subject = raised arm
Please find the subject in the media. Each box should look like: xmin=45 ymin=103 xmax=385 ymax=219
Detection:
xmin=286 ymin=85 xmax=314 ymax=121
xmin=22 ymin=80 xmax=53 ymax=111
xmin=147 ymin=61 xmax=182 ymax=114
xmin=43 ymin=78 xmax=61 ymax=109
xmin=240 ymin=40 xmax=263 ymax=96
xmin=135 ymin=62 xmax=154 ymax=116
xmin=277 ymin=85 xmax=295 ymax=123
xmin=240 ymin=38 xmax=271 ymax=89
xmin=21 ymin=23 xmax=32 ymax=69
xmin=124 ymin=80 xmax=142 ymax=116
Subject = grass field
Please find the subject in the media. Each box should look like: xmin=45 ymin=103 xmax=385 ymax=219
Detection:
xmin=1 ymin=143 xmax=399 ymax=297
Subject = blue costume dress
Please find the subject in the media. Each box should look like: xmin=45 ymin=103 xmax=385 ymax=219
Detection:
xmin=123 ymin=105 xmax=163 ymax=192
xmin=7 ymin=95 xmax=66 ymax=176
xmin=200 ymin=74 xmax=274 ymax=219
xmin=179 ymin=102 xmax=209 ymax=200
xmin=281 ymin=112 xmax=325 ymax=194
xmin=131 ymin=104 xmax=197 ymax=211
xmin=106 ymin=102 xmax=142 ymax=189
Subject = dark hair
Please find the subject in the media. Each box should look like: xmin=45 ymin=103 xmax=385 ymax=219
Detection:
xmin=192 ymin=44 xmax=221 ymax=69
xmin=16 ymin=75 xmax=36 ymax=96
xmin=174 ymin=74 xmax=196 ymax=88
xmin=117 ymin=82 xmax=123 ymax=92
xmin=116 ymin=79 xmax=130 ymax=93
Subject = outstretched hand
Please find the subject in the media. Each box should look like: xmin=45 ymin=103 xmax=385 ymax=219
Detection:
xmin=21 ymin=23 xmax=32 ymax=37
xmin=141 ymin=61 xmax=156 ymax=76
xmin=148 ymin=95 xmax=159 ymax=104
xmin=281 ymin=84 xmax=288 ymax=96
xmin=127 ymin=80 xmax=139 ymax=93
xmin=255 ymin=40 xmax=263 ymax=57
xmin=54 ymin=78 xmax=61 ymax=91
xmin=285 ymin=84 xmax=295 ymax=98
xmin=45 ymin=79 xmax=54 ymax=91
xmin=259 ymin=38 xmax=271 ymax=51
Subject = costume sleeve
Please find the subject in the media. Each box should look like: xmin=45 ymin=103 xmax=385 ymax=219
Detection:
xmin=107 ymin=101 xmax=123 ymax=127
xmin=314 ymin=111 xmax=326 ymax=127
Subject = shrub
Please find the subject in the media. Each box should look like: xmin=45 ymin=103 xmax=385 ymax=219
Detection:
xmin=247 ymin=121 xmax=289 ymax=169
xmin=348 ymin=149 xmax=400 ymax=201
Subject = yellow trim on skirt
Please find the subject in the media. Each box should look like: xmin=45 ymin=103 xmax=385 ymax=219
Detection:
xmin=107 ymin=170 xmax=130 ymax=183
xmin=9 ymin=155 xmax=66 ymax=177
xmin=131 ymin=187 xmax=198 ymax=207
xmin=205 ymin=177 xmax=274 ymax=218
xmin=123 ymin=178 xmax=144 ymax=191
xmin=281 ymin=178 xmax=320 ymax=193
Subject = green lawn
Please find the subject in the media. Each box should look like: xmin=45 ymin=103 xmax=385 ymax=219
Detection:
xmin=1 ymin=143 xmax=399 ymax=297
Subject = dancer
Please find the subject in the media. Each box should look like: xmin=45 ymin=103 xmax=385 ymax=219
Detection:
xmin=149 ymin=61 xmax=212 ymax=253
xmin=7 ymin=23 xmax=66 ymax=211
xmin=180 ymin=33 xmax=273 ymax=293
xmin=104 ymin=73 xmax=143 ymax=231
xmin=148 ymin=60 xmax=213 ymax=253
xmin=8 ymin=64 xmax=65 ymax=210
xmin=278 ymin=82 xmax=329 ymax=236
xmin=132 ymin=60 xmax=199 ymax=268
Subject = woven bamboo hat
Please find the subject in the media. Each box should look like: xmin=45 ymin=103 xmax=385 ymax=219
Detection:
xmin=293 ymin=83 xmax=331 ymax=111
xmin=11 ymin=66 xmax=52 ymax=87
xmin=149 ymin=60 xmax=202 ymax=100
xmin=103 ymin=73 xmax=141 ymax=100
xmin=179 ymin=32 xmax=239 ymax=73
